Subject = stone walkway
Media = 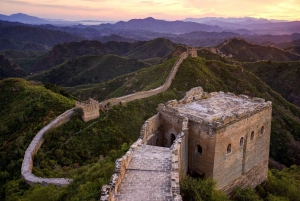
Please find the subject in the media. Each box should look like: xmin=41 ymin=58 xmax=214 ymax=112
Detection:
xmin=115 ymin=145 xmax=173 ymax=201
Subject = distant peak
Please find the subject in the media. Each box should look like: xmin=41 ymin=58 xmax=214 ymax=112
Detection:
xmin=144 ymin=17 xmax=155 ymax=20
xmin=11 ymin=13 xmax=28 ymax=16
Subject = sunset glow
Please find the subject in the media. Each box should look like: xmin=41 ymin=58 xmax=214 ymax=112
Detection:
xmin=0 ymin=0 xmax=300 ymax=21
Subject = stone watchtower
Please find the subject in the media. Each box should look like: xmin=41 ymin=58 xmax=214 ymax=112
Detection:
xmin=156 ymin=87 xmax=272 ymax=194
xmin=187 ymin=46 xmax=197 ymax=57
xmin=76 ymin=98 xmax=100 ymax=122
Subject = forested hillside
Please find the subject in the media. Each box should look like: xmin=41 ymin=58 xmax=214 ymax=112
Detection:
xmin=32 ymin=38 xmax=177 ymax=72
xmin=242 ymin=61 xmax=300 ymax=107
xmin=217 ymin=38 xmax=300 ymax=61
xmin=28 ymin=54 xmax=150 ymax=87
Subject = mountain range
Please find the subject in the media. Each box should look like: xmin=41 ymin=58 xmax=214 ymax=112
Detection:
xmin=1 ymin=13 xmax=300 ymax=35
xmin=0 ymin=13 xmax=113 ymax=26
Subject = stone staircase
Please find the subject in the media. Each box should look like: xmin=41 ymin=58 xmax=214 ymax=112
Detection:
xmin=114 ymin=145 xmax=173 ymax=201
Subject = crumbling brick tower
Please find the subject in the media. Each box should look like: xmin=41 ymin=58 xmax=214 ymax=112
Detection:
xmin=158 ymin=87 xmax=272 ymax=194
xmin=76 ymin=98 xmax=100 ymax=122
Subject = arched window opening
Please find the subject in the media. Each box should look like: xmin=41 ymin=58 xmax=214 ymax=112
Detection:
xmin=261 ymin=126 xmax=265 ymax=134
xmin=197 ymin=145 xmax=202 ymax=156
xmin=239 ymin=137 xmax=244 ymax=147
xmin=227 ymin=144 xmax=231 ymax=154
xmin=250 ymin=131 xmax=254 ymax=141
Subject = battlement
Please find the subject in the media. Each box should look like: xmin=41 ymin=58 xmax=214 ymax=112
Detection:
xmin=159 ymin=88 xmax=272 ymax=130
xmin=76 ymin=98 xmax=99 ymax=122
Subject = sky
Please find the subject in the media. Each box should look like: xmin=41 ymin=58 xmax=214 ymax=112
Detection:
xmin=0 ymin=0 xmax=300 ymax=21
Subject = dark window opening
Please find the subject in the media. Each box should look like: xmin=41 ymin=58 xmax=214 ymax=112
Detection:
xmin=261 ymin=126 xmax=265 ymax=134
xmin=250 ymin=131 xmax=254 ymax=140
xmin=170 ymin=134 xmax=176 ymax=146
xmin=227 ymin=144 xmax=231 ymax=154
xmin=193 ymin=97 xmax=196 ymax=101
xmin=239 ymin=137 xmax=244 ymax=147
xmin=197 ymin=145 xmax=202 ymax=156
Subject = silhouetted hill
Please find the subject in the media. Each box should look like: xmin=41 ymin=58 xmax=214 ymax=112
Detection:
xmin=32 ymin=38 xmax=178 ymax=72
xmin=29 ymin=54 xmax=150 ymax=86
xmin=0 ymin=13 xmax=49 ymax=24
xmin=97 ymin=17 xmax=223 ymax=34
xmin=0 ymin=54 xmax=26 ymax=79
xmin=217 ymin=38 xmax=300 ymax=61
xmin=184 ymin=17 xmax=287 ymax=24
xmin=0 ymin=22 xmax=83 ymax=48
xmin=184 ymin=17 xmax=300 ymax=34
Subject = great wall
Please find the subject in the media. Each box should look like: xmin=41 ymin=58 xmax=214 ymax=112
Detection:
xmin=21 ymin=46 xmax=272 ymax=201
xmin=21 ymin=49 xmax=191 ymax=187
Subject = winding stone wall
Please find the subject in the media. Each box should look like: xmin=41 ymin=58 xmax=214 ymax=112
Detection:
xmin=99 ymin=52 xmax=188 ymax=109
xmin=21 ymin=108 xmax=75 ymax=186
xmin=22 ymin=52 xmax=189 ymax=187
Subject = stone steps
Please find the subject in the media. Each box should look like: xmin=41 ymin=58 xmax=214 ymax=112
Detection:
xmin=115 ymin=145 xmax=173 ymax=201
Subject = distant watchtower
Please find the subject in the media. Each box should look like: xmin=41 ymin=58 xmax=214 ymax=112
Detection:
xmin=187 ymin=47 xmax=197 ymax=57
xmin=76 ymin=98 xmax=99 ymax=122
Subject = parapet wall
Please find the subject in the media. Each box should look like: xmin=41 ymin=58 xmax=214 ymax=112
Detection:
xmin=100 ymin=138 xmax=143 ymax=201
xmin=99 ymin=52 xmax=188 ymax=109
xmin=139 ymin=114 xmax=161 ymax=145
xmin=170 ymin=132 xmax=188 ymax=201
xmin=170 ymin=116 xmax=189 ymax=201
xmin=21 ymin=108 xmax=75 ymax=186
xmin=162 ymin=90 xmax=272 ymax=131
xmin=101 ymin=114 xmax=163 ymax=200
